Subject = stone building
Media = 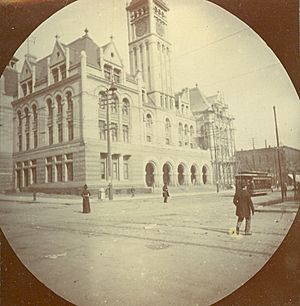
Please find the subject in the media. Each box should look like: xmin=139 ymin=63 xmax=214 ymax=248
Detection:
xmin=0 ymin=57 xmax=19 ymax=191
xmin=183 ymin=86 xmax=236 ymax=187
xmin=10 ymin=0 xmax=212 ymax=194
xmin=235 ymin=146 xmax=300 ymax=185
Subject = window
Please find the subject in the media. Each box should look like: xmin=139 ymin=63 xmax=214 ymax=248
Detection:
xmin=179 ymin=141 xmax=182 ymax=147
xmin=18 ymin=135 xmax=22 ymax=152
xmin=124 ymin=163 xmax=129 ymax=179
xmin=49 ymin=126 xmax=53 ymax=145
xmin=66 ymin=92 xmax=74 ymax=141
xmin=26 ymin=133 xmax=30 ymax=150
xmin=178 ymin=123 xmax=183 ymax=135
xmin=60 ymin=64 xmax=66 ymax=80
xmin=55 ymin=155 xmax=63 ymax=182
xmin=46 ymin=157 xmax=53 ymax=183
xmin=58 ymin=123 xmax=63 ymax=143
xmin=34 ymin=131 xmax=38 ymax=148
xmin=122 ymin=99 xmax=130 ymax=115
xmin=147 ymin=135 xmax=151 ymax=142
xmin=146 ymin=113 xmax=153 ymax=142
xmin=100 ymin=162 xmax=106 ymax=180
xmin=31 ymin=160 xmax=37 ymax=184
xmin=112 ymin=162 xmax=118 ymax=180
xmin=184 ymin=124 xmax=188 ymax=136
xmin=65 ymin=153 xmax=73 ymax=181
xmin=104 ymin=64 xmax=112 ymax=81
xmin=166 ymin=138 xmax=170 ymax=145
xmin=52 ymin=68 xmax=59 ymax=83
xmin=28 ymin=80 xmax=33 ymax=94
xmin=99 ymin=120 xmax=106 ymax=140
xmin=111 ymin=100 xmax=117 ymax=113
xmin=21 ymin=83 xmax=27 ymax=96
xmin=113 ymin=68 xmax=121 ymax=83
xmin=68 ymin=122 xmax=73 ymax=141
xmin=123 ymin=125 xmax=129 ymax=142
xmin=111 ymin=123 xmax=118 ymax=142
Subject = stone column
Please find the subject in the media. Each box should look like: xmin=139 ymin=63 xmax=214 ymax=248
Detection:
xmin=65 ymin=47 xmax=70 ymax=78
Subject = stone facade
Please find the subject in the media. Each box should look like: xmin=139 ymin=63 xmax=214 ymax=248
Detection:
xmin=235 ymin=146 xmax=300 ymax=185
xmin=9 ymin=0 xmax=212 ymax=194
xmin=0 ymin=57 xmax=19 ymax=191
xmin=187 ymin=87 xmax=236 ymax=187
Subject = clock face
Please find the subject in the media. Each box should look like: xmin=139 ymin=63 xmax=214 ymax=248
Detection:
xmin=156 ymin=21 xmax=165 ymax=37
xmin=136 ymin=20 xmax=147 ymax=37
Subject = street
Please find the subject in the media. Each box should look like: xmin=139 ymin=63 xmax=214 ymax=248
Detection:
xmin=0 ymin=192 xmax=299 ymax=306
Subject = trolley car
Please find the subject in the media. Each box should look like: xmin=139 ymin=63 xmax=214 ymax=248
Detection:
xmin=235 ymin=171 xmax=273 ymax=196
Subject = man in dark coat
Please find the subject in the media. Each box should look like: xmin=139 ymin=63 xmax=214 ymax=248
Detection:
xmin=233 ymin=184 xmax=254 ymax=235
xmin=162 ymin=183 xmax=170 ymax=203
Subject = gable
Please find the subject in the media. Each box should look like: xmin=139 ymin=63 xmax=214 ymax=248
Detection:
xmin=102 ymin=41 xmax=123 ymax=68
xmin=20 ymin=60 xmax=32 ymax=82
xmin=50 ymin=41 xmax=66 ymax=67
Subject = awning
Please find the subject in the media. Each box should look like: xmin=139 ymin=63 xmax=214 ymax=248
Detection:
xmin=288 ymin=174 xmax=300 ymax=183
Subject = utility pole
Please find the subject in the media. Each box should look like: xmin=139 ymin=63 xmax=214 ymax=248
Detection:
xmin=273 ymin=106 xmax=284 ymax=202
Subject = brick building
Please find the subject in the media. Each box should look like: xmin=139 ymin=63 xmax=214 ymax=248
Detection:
xmin=235 ymin=146 xmax=300 ymax=185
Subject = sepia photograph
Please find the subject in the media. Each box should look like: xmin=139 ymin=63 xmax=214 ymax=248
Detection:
xmin=0 ymin=0 xmax=299 ymax=305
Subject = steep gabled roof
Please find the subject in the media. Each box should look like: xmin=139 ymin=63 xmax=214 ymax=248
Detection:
xmin=68 ymin=34 xmax=100 ymax=67
xmin=189 ymin=86 xmax=210 ymax=113
xmin=35 ymin=56 xmax=48 ymax=83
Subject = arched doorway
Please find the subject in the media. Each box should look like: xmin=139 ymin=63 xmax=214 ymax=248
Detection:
xmin=191 ymin=165 xmax=197 ymax=184
xmin=163 ymin=163 xmax=171 ymax=185
xmin=145 ymin=162 xmax=155 ymax=187
xmin=202 ymin=165 xmax=208 ymax=184
xmin=178 ymin=164 xmax=185 ymax=185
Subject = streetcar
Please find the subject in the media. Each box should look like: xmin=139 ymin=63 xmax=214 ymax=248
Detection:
xmin=235 ymin=171 xmax=273 ymax=196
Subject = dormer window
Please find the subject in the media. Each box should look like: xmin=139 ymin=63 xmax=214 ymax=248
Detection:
xmin=52 ymin=68 xmax=59 ymax=83
xmin=28 ymin=80 xmax=33 ymax=94
xmin=60 ymin=64 xmax=66 ymax=80
xmin=21 ymin=83 xmax=27 ymax=96
xmin=113 ymin=68 xmax=121 ymax=83
xmin=57 ymin=51 xmax=60 ymax=58
xmin=104 ymin=64 xmax=112 ymax=81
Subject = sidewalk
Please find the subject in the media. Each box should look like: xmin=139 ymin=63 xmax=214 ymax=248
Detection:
xmin=0 ymin=189 xmax=297 ymax=207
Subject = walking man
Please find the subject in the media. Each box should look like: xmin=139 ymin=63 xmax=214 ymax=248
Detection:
xmin=162 ymin=183 xmax=170 ymax=203
xmin=233 ymin=183 xmax=254 ymax=235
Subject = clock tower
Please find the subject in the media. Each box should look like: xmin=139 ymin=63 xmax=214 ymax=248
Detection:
xmin=126 ymin=0 xmax=173 ymax=106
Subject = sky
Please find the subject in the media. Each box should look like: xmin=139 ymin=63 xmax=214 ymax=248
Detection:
xmin=14 ymin=0 xmax=300 ymax=151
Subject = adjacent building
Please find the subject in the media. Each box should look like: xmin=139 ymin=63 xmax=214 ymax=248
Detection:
xmin=10 ymin=0 xmax=213 ymax=194
xmin=0 ymin=57 xmax=19 ymax=191
xmin=187 ymin=86 xmax=236 ymax=187
xmin=235 ymin=146 xmax=300 ymax=185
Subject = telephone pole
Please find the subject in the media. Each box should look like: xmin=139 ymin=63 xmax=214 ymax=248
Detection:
xmin=273 ymin=106 xmax=284 ymax=202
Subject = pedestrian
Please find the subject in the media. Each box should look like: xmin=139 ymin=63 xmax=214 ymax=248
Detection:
xmin=81 ymin=184 xmax=91 ymax=213
xmin=162 ymin=183 xmax=170 ymax=203
xmin=130 ymin=186 xmax=135 ymax=197
xmin=233 ymin=183 xmax=254 ymax=235
xmin=282 ymin=182 xmax=288 ymax=198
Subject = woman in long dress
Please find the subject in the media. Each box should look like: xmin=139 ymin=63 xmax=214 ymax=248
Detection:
xmin=82 ymin=184 xmax=91 ymax=213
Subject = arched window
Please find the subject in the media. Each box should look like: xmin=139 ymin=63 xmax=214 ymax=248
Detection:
xmin=24 ymin=107 xmax=30 ymax=150
xmin=165 ymin=118 xmax=171 ymax=145
xmin=184 ymin=124 xmax=188 ymax=136
xmin=32 ymin=105 xmax=38 ymax=148
xmin=190 ymin=125 xmax=194 ymax=137
xmin=46 ymin=99 xmax=53 ymax=145
xmin=66 ymin=91 xmax=74 ymax=141
xmin=122 ymin=98 xmax=130 ymax=116
xmin=56 ymin=95 xmax=63 ymax=142
xmin=146 ymin=113 xmax=153 ymax=142
xmin=17 ymin=110 xmax=22 ymax=152
xmin=178 ymin=123 xmax=183 ymax=135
